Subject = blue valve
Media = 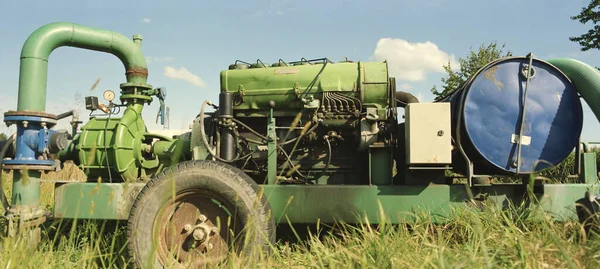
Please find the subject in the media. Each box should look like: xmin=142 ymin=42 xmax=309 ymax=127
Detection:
xmin=3 ymin=114 xmax=56 ymax=166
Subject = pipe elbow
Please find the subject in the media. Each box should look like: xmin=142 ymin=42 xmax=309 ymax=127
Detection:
xmin=395 ymin=91 xmax=420 ymax=107
xmin=16 ymin=22 xmax=149 ymax=112
xmin=21 ymin=22 xmax=147 ymax=71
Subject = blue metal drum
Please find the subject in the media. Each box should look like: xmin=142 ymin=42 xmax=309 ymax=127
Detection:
xmin=447 ymin=57 xmax=583 ymax=175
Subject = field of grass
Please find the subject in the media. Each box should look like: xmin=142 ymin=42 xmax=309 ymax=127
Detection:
xmin=0 ymin=155 xmax=599 ymax=268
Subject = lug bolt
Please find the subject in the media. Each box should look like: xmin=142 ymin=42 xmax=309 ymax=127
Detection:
xmin=198 ymin=214 xmax=207 ymax=222
xmin=193 ymin=229 xmax=206 ymax=241
xmin=210 ymin=227 xmax=219 ymax=235
xmin=183 ymin=224 xmax=192 ymax=233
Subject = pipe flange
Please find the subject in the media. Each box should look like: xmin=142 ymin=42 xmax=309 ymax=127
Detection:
xmin=4 ymin=110 xmax=57 ymax=119
xmin=119 ymin=82 xmax=153 ymax=91
xmin=2 ymin=164 xmax=57 ymax=171
xmin=4 ymin=111 xmax=58 ymax=127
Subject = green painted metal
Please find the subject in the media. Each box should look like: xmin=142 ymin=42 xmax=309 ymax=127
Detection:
xmin=53 ymin=182 xmax=145 ymax=220
xmin=7 ymin=20 xmax=600 ymax=238
xmin=369 ymin=143 xmax=393 ymax=185
xmin=11 ymin=170 xmax=41 ymax=207
xmin=262 ymin=184 xmax=600 ymax=224
xmin=221 ymin=61 xmax=390 ymax=120
xmin=51 ymin=181 xmax=600 ymax=223
xmin=17 ymin=22 xmax=149 ymax=112
xmin=63 ymin=102 xmax=190 ymax=181
xmin=580 ymin=152 xmax=598 ymax=184
xmin=73 ymin=103 xmax=147 ymax=181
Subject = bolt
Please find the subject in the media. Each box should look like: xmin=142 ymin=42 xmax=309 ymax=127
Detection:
xmin=210 ymin=227 xmax=219 ymax=235
xmin=22 ymin=121 xmax=28 ymax=128
xmin=41 ymin=122 xmax=46 ymax=128
xmin=193 ymin=229 xmax=206 ymax=241
xmin=198 ymin=214 xmax=207 ymax=222
xmin=183 ymin=224 xmax=192 ymax=233
xmin=208 ymin=243 xmax=213 ymax=250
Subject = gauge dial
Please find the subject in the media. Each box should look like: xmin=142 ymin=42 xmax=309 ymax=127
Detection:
xmin=103 ymin=90 xmax=115 ymax=102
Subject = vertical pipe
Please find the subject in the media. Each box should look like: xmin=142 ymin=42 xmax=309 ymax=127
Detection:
xmin=12 ymin=170 xmax=41 ymax=207
xmin=219 ymin=92 xmax=235 ymax=161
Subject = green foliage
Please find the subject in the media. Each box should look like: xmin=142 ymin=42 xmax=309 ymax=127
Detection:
xmin=0 ymin=133 xmax=6 ymax=141
xmin=431 ymin=41 xmax=512 ymax=101
xmin=539 ymin=147 xmax=600 ymax=182
xmin=570 ymin=0 xmax=600 ymax=52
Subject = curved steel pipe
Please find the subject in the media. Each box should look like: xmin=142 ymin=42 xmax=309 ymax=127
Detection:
xmin=395 ymin=91 xmax=419 ymax=107
xmin=17 ymin=22 xmax=149 ymax=112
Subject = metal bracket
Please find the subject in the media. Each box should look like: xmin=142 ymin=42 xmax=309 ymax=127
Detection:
xmin=267 ymin=108 xmax=277 ymax=184
xmin=515 ymin=53 xmax=534 ymax=174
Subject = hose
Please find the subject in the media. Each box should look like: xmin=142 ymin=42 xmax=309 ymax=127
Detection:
xmin=0 ymin=134 xmax=15 ymax=211
xmin=395 ymin=91 xmax=419 ymax=107
xmin=314 ymin=137 xmax=332 ymax=181
xmin=546 ymin=58 xmax=600 ymax=122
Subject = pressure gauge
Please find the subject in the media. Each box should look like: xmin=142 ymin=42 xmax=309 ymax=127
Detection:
xmin=103 ymin=90 xmax=115 ymax=102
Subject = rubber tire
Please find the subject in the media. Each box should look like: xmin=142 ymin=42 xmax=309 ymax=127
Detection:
xmin=127 ymin=160 xmax=276 ymax=268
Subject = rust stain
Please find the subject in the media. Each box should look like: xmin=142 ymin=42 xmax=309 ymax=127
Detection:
xmin=483 ymin=66 xmax=504 ymax=91
xmin=125 ymin=67 xmax=149 ymax=77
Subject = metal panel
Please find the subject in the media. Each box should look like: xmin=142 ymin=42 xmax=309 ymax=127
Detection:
xmin=263 ymin=183 xmax=600 ymax=224
xmin=54 ymin=182 xmax=145 ymax=220
xmin=405 ymin=103 xmax=451 ymax=164
xmin=52 ymin=181 xmax=599 ymax=224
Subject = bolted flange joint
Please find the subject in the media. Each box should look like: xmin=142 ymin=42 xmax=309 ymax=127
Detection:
xmin=3 ymin=111 xmax=61 ymax=168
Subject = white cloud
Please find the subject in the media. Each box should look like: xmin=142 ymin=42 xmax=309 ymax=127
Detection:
xmin=142 ymin=18 xmax=151 ymax=23
xmin=371 ymin=38 xmax=456 ymax=82
xmin=415 ymin=93 xmax=425 ymax=102
xmin=146 ymin=56 xmax=175 ymax=64
xmin=163 ymin=66 xmax=207 ymax=87
xmin=398 ymin=83 xmax=413 ymax=91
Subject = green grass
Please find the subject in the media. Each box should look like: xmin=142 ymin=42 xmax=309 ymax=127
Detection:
xmin=0 ymin=160 xmax=599 ymax=268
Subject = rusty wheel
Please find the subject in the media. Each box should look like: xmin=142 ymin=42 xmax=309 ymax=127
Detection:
xmin=127 ymin=160 xmax=275 ymax=269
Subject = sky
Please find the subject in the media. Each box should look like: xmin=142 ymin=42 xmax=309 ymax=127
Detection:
xmin=1 ymin=0 xmax=600 ymax=142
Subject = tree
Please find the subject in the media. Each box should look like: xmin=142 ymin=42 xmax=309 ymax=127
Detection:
xmin=570 ymin=0 xmax=600 ymax=51
xmin=430 ymin=41 xmax=512 ymax=101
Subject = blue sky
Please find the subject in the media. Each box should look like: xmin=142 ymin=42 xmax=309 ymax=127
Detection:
xmin=1 ymin=0 xmax=600 ymax=141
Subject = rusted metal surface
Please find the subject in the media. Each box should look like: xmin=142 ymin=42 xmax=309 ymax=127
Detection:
xmin=4 ymin=110 xmax=57 ymax=119
xmin=125 ymin=67 xmax=149 ymax=78
xmin=155 ymin=190 xmax=237 ymax=267
xmin=483 ymin=65 xmax=504 ymax=90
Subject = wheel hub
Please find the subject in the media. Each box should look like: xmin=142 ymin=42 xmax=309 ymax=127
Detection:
xmin=156 ymin=192 xmax=240 ymax=267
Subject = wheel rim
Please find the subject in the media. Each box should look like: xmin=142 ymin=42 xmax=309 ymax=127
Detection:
xmin=153 ymin=189 xmax=244 ymax=267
